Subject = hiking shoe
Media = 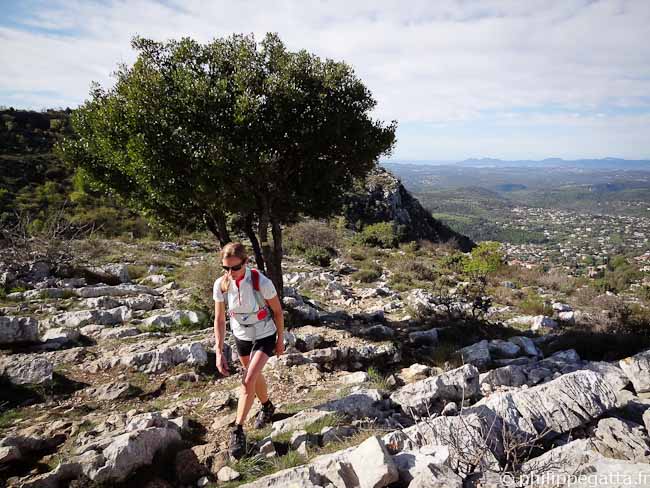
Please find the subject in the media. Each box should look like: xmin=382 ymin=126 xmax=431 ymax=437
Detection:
xmin=254 ymin=401 xmax=275 ymax=429
xmin=229 ymin=426 xmax=247 ymax=460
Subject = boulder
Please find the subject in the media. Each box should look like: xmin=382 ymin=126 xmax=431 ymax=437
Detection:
xmin=552 ymin=302 xmax=572 ymax=312
xmin=619 ymin=349 xmax=650 ymax=393
xmin=361 ymin=324 xmax=395 ymax=340
xmin=590 ymin=417 xmax=650 ymax=462
xmin=458 ymin=340 xmax=491 ymax=369
xmin=469 ymin=370 xmax=618 ymax=439
xmin=399 ymin=364 xmax=433 ymax=383
xmin=0 ymin=316 xmax=40 ymax=344
xmin=0 ymin=354 xmax=53 ymax=384
xmin=507 ymin=336 xmax=542 ymax=357
xmin=141 ymin=310 xmax=203 ymax=328
xmin=522 ymin=439 xmax=650 ymax=487
xmin=530 ymin=315 xmax=558 ymax=331
xmin=408 ymin=464 xmax=463 ymax=488
xmin=479 ymin=365 xmax=527 ymax=392
xmin=392 ymin=445 xmax=451 ymax=484
xmin=272 ymin=410 xmax=335 ymax=439
xmin=317 ymin=389 xmax=385 ymax=418
xmin=78 ymin=427 xmax=182 ymax=483
xmin=408 ymin=328 xmax=439 ymax=346
xmin=487 ymin=339 xmax=521 ymax=359
xmin=116 ymin=340 xmax=208 ymax=373
xmin=76 ymin=284 xmax=160 ymax=299
xmin=348 ymin=436 xmax=398 ymax=488
xmin=580 ymin=361 xmax=629 ymax=392
xmin=390 ymin=365 xmax=479 ymax=417
xmin=340 ymin=372 xmax=370 ymax=385
xmin=217 ymin=466 xmax=241 ymax=482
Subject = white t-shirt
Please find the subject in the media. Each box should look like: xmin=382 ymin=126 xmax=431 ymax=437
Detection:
xmin=213 ymin=267 xmax=278 ymax=341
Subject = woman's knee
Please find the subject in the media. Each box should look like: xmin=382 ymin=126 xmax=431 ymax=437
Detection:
xmin=242 ymin=370 xmax=259 ymax=392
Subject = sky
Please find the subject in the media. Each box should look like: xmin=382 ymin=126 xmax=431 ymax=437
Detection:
xmin=1 ymin=0 xmax=649 ymax=161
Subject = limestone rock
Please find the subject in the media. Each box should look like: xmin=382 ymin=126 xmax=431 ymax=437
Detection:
xmin=142 ymin=310 xmax=203 ymax=328
xmin=507 ymin=336 xmax=542 ymax=357
xmin=0 ymin=316 xmax=40 ymax=344
xmin=408 ymin=328 xmax=439 ymax=346
xmin=348 ymin=435 xmax=398 ymax=488
xmin=0 ymin=354 xmax=53 ymax=384
xmin=390 ymin=365 xmax=479 ymax=417
xmin=458 ymin=340 xmax=491 ymax=369
xmin=340 ymin=371 xmax=370 ymax=385
xmin=530 ymin=315 xmax=558 ymax=331
xmin=591 ymin=417 xmax=650 ymax=462
xmin=470 ymin=370 xmax=618 ymax=439
xmin=619 ymin=349 xmax=650 ymax=393
xmin=217 ymin=466 xmax=241 ymax=482
xmin=487 ymin=339 xmax=520 ymax=359
xmin=79 ymin=427 xmax=182 ymax=483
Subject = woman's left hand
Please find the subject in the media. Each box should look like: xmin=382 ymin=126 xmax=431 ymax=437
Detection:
xmin=275 ymin=335 xmax=285 ymax=356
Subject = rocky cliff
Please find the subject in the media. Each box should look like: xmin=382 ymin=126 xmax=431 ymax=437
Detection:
xmin=343 ymin=166 xmax=475 ymax=252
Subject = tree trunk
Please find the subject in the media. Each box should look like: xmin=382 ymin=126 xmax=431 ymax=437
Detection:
xmin=205 ymin=211 xmax=231 ymax=247
xmin=244 ymin=213 xmax=266 ymax=273
xmin=257 ymin=202 xmax=283 ymax=300
xmin=270 ymin=216 xmax=284 ymax=299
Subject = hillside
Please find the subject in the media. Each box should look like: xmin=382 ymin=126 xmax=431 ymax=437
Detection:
xmin=1 ymin=225 xmax=649 ymax=486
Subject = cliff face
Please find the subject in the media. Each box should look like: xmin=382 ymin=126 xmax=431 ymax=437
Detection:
xmin=343 ymin=166 xmax=475 ymax=252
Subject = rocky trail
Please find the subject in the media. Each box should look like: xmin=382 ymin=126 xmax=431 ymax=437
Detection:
xmin=1 ymin=238 xmax=650 ymax=487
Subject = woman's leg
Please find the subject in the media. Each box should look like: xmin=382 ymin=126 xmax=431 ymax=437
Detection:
xmin=235 ymin=351 xmax=270 ymax=425
xmin=238 ymin=355 xmax=269 ymax=405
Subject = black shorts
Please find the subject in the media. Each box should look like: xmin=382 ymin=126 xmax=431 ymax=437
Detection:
xmin=234 ymin=332 xmax=277 ymax=358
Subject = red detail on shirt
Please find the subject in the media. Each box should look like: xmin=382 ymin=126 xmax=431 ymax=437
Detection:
xmin=235 ymin=274 xmax=245 ymax=304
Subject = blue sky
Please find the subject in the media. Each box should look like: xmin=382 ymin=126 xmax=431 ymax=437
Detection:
xmin=1 ymin=0 xmax=649 ymax=160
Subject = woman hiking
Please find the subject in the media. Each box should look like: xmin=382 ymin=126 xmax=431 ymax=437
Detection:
xmin=213 ymin=242 xmax=285 ymax=460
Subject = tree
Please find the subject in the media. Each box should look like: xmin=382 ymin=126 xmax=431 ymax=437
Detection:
xmin=60 ymin=33 xmax=396 ymax=294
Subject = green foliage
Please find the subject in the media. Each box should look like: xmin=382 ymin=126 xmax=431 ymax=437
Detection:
xmin=519 ymin=293 xmax=553 ymax=316
xmin=304 ymin=246 xmax=332 ymax=267
xmin=355 ymin=222 xmax=400 ymax=248
xmin=438 ymin=252 xmax=467 ymax=273
xmin=352 ymin=266 xmax=382 ymax=283
xmin=304 ymin=413 xmax=345 ymax=434
xmin=463 ymin=241 xmax=504 ymax=277
xmin=61 ymin=33 xmax=396 ymax=287
xmin=367 ymin=366 xmax=395 ymax=391
xmin=284 ymin=220 xmax=340 ymax=255
xmin=0 ymin=409 xmax=23 ymax=430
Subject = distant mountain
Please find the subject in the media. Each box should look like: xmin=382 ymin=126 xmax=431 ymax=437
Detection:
xmin=456 ymin=158 xmax=650 ymax=170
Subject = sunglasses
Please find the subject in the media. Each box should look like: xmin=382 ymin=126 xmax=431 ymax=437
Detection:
xmin=222 ymin=263 xmax=245 ymax=272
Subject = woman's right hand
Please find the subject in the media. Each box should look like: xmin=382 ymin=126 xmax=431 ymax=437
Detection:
xmin=216 ymin=352 xmax=230 ymax=377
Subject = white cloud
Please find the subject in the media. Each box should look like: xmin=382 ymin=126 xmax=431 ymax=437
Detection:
xmin=1 ymin=0 xmax=649 ymax=158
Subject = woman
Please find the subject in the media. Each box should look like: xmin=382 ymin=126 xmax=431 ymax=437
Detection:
xmin=213 ymin=242 xmax=285 ymax=459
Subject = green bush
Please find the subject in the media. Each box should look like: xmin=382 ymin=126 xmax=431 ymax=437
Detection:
xmin=519 ymin=293 xmax=553 ymax=316
xmin=463 ymin=241 xmax=504 ymax=276
xmin=304 ymin=246 xmax=331 ymax=267
xmin=285 ymin=220 xmax=340 ymax=255
xmin=352 ymin=267 xmax=382 ymax=283
xmin=355 ymin=222 xmax=400 ymax=248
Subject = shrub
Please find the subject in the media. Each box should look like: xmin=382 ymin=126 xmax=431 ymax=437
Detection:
xmin=285 ymin=220 xmax=340 ymax=255
xmin=304 ymin=246 xmax=331 ymax=267
xmin=463 ymin=241 xmax=504 ymax=276
xmin=352 ymin=268 xmax=382 ymax=283
xmin=518 ymin=293 xmax=553 ymax=316
xmin=355 ymin=222 xmax=400 ymax=248
xmin=439 ymin=252 xmax=467 ymax=273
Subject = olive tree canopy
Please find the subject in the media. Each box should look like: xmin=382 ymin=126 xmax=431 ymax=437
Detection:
xmin=61 ymin=33 xmax=396 ymax=293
